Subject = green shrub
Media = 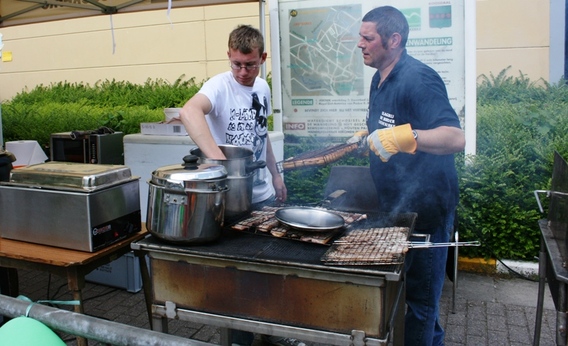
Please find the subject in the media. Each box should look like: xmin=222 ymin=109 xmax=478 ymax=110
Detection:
xmin=10 ymin=77 xmax=200 ymax=108
xmin=1 ymin=77 xmax=202 ymax=148
xmin=459 ymin=69 xmax=568 ymax=260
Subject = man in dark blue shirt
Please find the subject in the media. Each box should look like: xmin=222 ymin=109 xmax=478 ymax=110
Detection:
xmin=357 ymin=6 xmax=466 ymax=346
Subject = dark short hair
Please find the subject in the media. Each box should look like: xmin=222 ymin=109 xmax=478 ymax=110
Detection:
xmin=228 ymin=24 xmax=265 ymax=56
xmin=362 ymin=6 xmax=409 ymax=49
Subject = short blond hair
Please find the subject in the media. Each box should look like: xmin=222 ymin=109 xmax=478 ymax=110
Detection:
xmin=228 ymin=25 xmax=264 ymax=56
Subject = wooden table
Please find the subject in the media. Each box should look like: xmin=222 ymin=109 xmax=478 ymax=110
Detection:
xmin=0 ymin=230 xmax=148 ymax=346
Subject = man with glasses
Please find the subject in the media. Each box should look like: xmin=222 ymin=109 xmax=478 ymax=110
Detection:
xmin=180 ymin=24 xmax=287 ymax=209
xmin=179 ymin=25 xmax=291 ymax=346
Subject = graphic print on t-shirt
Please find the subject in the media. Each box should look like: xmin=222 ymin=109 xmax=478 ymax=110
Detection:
xmin=251 ymin=92 xmax=268 ymax=161
xmin=225 ymin=92 xmax=268 ymax=163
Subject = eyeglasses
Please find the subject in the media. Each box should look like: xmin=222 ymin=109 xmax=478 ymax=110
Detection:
xmin=229 ymin=62 xmax=260 ymax=71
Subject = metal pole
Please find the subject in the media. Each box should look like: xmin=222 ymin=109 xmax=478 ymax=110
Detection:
xmin=0 ymin=294 xmax=212 ymax=346
xmin=259 ymin=0 xmax=266 ymax=79
xmin=0 ymin=104 xmax=4 ymax=149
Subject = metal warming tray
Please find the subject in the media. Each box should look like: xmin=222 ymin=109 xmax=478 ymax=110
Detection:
xmin=0 ymin=162 xmax=141 ymax=252
xmin=6 ymin=161 xmax=134 ymax=191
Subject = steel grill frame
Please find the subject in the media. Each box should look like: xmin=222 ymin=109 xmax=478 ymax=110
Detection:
xmin=133 ymin=211 xmax=416 ymax=346
xmin=534 ymin=152 xmax=568 ymax=346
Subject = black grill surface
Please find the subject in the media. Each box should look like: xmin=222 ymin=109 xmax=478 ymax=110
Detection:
xmin=136 ymin=212 xmax=416 ymax=277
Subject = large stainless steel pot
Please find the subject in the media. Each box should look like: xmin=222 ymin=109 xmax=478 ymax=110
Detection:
xmin=190 ymin=145 xmax=266 ymax=220
xmin=146 ymin=155 xmax=229 ymax=244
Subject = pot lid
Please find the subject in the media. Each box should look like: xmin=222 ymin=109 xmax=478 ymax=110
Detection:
xmin=5 ymin=161 xmax=135 ymax=191
xmin=151 ymin=155 xmax=227 ymax=186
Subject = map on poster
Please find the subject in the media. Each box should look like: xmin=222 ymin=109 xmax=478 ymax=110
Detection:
xmin=277 ymin=0 xmax=465 ymax=138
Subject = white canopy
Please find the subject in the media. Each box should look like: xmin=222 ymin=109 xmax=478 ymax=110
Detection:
xmin=0 ymin=0 xmax=256 ymax=27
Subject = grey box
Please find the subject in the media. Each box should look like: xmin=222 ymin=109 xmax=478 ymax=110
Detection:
xmin=85 ymin=252 xmax=146 ymax=292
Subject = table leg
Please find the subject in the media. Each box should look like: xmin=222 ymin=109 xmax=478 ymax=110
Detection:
xmin=67 ymin=267 xmax=88 ymax=346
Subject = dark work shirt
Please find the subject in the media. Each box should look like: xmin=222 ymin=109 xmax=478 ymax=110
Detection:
xmin=366 ymin=50 xmax=462 ymax=230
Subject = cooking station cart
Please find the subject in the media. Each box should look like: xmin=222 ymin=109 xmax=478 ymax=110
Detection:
xmin=132 ymin=213 xmax=415 ymax=346
xmin=534 ymin=152 xmax=568 ymax=346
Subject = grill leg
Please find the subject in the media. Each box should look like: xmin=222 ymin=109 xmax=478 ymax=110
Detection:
xmin=533 ymin=235 xmax=546 ymax=346
xmin=220 ymin=328 xmax=230 ymax=346
xmin=557 ymin=283 xmax=567 ymax=345
xmin=393 ymin=273 xmax=405 ymax=346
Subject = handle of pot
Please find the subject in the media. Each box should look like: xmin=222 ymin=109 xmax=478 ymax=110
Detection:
xmin=246 ymin=160 xmax=266 ymax=174
xmin=214 ymin=187 xmax=229 ymax=208
xmin=184 ymin=185 xmax=230 ymax=194
xmin=149 ymin=181 xmax=229 ymax=194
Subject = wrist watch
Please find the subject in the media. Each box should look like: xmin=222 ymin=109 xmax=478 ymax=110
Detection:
xmin=412 ymin=130 xmax=418 ymax=140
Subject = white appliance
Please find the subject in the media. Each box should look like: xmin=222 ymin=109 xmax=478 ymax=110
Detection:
xmin=124 ymin=132 xmax=285 ymax=221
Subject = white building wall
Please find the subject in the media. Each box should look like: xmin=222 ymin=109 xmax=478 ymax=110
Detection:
xmin=476 ymin=0 xmax=554 ymax=83
xmin=0 ymin=0 xmax=562 ymax=100
xmin=0 ymin=2 xmax=270 ymax=101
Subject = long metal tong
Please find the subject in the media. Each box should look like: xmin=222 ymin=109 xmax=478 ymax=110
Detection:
xmin=333 ymin=240 xmax=481 ymax=249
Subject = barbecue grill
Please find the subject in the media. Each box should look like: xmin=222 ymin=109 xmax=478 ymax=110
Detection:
xmin=534 ymin=151 xmax=568 ymax=346
xmin=132 ymin=211 xmax=416 ymax=346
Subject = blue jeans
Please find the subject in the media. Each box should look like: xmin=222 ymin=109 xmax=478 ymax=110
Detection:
xmin=404 ymin=211 xmax=454 ymax=346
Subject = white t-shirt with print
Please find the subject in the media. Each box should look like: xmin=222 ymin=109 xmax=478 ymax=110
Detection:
xmin=198 ymin=71 xmax=274 ymax=203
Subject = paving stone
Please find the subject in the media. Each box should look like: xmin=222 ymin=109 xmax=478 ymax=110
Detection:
xmin=465 ymin=334 xmax=487 ymax=346
xmin=487 ymin=330 xmax=508 ymax=346
xmin=487 ymin=313 xmax=507 ymax=331
xmin=508 ymin=324 xmax=533 ymax=344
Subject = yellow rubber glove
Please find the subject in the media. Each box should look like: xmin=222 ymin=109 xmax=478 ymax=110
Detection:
xmin=367 ymin=124 xmax=417 ymax=162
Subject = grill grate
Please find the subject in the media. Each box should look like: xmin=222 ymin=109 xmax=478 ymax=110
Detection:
xmin=136 ymin=212 xmax=416 ymax=275
xmin=230 ymin=206 xmax=366 ymax=244
xmin=322 ymin=227 xmax=410 ymax=265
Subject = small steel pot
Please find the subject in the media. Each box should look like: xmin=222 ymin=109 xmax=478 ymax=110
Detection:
xmin=190 ymin=145 xmax=266 ymax=220
xmin=146 ymin=155 xmax=228 ymax=244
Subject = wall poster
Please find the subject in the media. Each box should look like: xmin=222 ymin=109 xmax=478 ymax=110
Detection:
xmin=276 ymin=0 xmax=465 ymax=139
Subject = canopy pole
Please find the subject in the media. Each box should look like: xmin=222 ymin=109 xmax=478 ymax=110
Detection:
xmin=259 ymin=0 xmax=266 ymax=79
xmin=0 ymin=104 xmax=3 ymax=149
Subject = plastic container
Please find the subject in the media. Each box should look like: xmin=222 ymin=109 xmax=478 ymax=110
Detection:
xmin=85 ymin=252 xmax=146 ymax=293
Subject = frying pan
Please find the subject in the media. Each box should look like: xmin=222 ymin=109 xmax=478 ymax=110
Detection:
xmin=275 ymin=207 xmax=345 ymax=232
